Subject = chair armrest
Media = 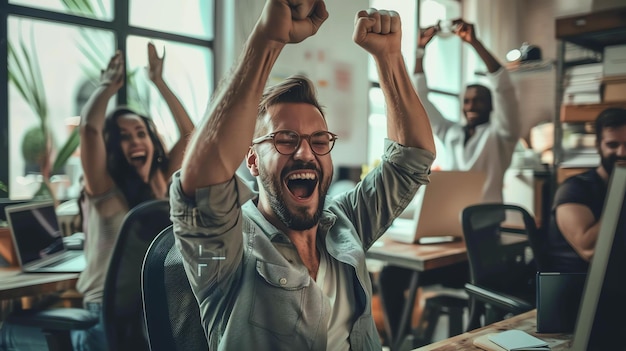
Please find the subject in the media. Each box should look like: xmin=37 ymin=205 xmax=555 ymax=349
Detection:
xmin=464 ymin=283 xmax=534 ymax=314
xmin=7 ymin=308 xmax=98 ymax=331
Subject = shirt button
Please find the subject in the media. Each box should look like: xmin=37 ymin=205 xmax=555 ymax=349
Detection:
xmin=279 ymin=278 xmax=287 ymax=285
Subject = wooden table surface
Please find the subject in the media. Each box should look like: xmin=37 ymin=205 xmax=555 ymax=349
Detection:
xmin=414 ymin=310 xmax=573 ymax=351
xmin=367 ymin=233 xmax=530 ymax=351
xmin=0 ymin=268 xmax=78 ymax=300
xmin=367 ymin=233 xmax=527 ymax=272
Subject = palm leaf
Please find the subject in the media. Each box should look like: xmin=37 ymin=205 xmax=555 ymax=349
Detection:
xmin=9 ymin=34 xmax=48 ymax=125
xmin=94 ymin=0 xmax=107 ymax=17
xmin=52 ymin=128 xmax=80 ymax=173
xmin=7 ymin=42 xmax=36 ymax=109
xmin=27 ymin=31 xmax=48 ymax=124
xmin=7 ymin=63 xmax=31 ymax=108
xmin=60 ymin=0 xmax=95 ymax=16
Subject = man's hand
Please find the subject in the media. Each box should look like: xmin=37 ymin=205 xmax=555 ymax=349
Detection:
xmin=453 ymin=19 xmax=478 ymax=45
xmin=147 ymin=42 xmax=164 ymax=84
xmin=100 ymin=51 xmax=124 ymax=91
xmin=353 ymin=8 xmax=401 ymax=58
xmin=418 ymin=25 xmax=437 ymax=48
xmin=255 ymin=0 xmax=328 ymax=45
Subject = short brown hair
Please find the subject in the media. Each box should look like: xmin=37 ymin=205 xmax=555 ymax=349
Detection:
xmin=254 ymin=75 xmax=325 ymax=137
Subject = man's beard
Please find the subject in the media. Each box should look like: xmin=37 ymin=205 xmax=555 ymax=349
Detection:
xmin=259 ymin=162 xmax=329 ymax=231
xmin=464 ymin=113 xmax=489 ymax=128
xmin=601 ymin=154 xmax=626 ymax=177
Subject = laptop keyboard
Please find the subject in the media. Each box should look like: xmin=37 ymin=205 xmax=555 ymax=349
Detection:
xmin=41 ymin=252 xmax=82 ymax=269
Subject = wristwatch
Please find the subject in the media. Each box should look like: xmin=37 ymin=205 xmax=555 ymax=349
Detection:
xmin=416 ymin=47 xmax=426 ymax=59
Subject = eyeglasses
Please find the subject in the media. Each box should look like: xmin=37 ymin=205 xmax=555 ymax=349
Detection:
xmin=251 ymin=130 xmax=338 ymax=156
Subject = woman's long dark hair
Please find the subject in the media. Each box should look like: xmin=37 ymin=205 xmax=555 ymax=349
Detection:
xmin=103 ymin=106 xmax=169 ymax=207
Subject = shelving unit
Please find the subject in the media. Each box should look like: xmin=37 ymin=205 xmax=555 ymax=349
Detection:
xmin=553 ymin=7 xmax=626 ymax=184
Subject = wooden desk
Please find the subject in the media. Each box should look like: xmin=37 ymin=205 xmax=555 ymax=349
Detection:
xmin=414 ymin=310 xmax=572 ymax=351
xmin=369 ymin=238 xmax=469 ymax=272
xmin=368 ymin=234 xmax=527 ymax=271
xmin=367 ymin=234 xmax=528 ymax=351
xmin=0 ymin=269 xmax=78 ymax=301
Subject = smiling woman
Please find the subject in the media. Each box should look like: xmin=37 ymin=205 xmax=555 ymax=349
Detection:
xmin=0 ymin=44 xmax=194 ymax=350
xmin=102 ymin=107 xmax=169 ymax=206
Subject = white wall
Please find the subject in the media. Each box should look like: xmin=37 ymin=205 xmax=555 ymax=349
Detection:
xmin=215 ymin=0 xmax=370 ymax=170
xmin=214 ymin=0 xmax=626 ymax=170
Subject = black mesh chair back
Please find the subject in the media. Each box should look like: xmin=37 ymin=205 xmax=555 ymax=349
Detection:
xmin=462 ymin=203 xmax=540 ymax=329
xmin=142 ymin=225 xmax=208 ymax=351
xmin=3 ymin=199 xmax=172 ymax=351
xmin=102 ymin=199 xmax=171 ymax=351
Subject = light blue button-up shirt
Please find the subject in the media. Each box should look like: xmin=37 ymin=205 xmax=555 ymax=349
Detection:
xmin=170 ymin=139 xmax=434 ymax=350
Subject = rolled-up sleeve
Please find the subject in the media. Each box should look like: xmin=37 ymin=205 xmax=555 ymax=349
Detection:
xmin=333 ymin=139 xmax=435 ymax=248
xmin=169 ymin=172 xmax=255 ymax=301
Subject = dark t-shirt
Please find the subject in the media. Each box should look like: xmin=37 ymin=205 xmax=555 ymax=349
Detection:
xmin=546 ymin=169 xmax=607 ymax=273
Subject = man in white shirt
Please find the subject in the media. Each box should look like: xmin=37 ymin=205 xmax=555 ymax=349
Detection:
xmin=414 ymin=19 xmax=521 ymax=203
xmin=379 ymin=19 xmax=521 ymax=346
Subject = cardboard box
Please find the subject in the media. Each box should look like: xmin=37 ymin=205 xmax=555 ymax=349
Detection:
xmin=604 ymin=45 xmax=626 ymax=77
xmin=603 ymin=75 xmax=626 ymax=102
xmin=561 ymin=102 xmax=626 ymax=122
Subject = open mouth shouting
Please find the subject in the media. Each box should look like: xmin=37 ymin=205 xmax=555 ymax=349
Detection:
xmin=129 ymin=150 xmax=148 ymax=168
xmin=285 ymin=170 xmax=319 ymax=202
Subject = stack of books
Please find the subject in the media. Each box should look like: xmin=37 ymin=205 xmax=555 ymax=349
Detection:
xmin=562 ymin=63 xmax=603 ymax=104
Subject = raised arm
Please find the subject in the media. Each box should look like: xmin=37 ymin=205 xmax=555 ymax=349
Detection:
xmin=413 ymin=25 xmax=455 ymax=138
xmin=147 ymin=42 xmax=195 ymax=179
xmin=413 ymin=25 xmax=436 ymax=75
xmin=454 ymin=19 xmax=501 ymax=74
xmin=179 ymin=0 xmax=328 ymax=197
xmin=456 ymin=19 xmax=519 ymax=137
xmin=353 ymin=9 xmax=435 ymax=153
xmin=79 ymin=51 xmax=124 ymax=196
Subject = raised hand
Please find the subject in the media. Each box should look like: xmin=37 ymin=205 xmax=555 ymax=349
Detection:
xmin=418 ymin=25 xmax=437 ymax=48
xmin=100 ymin=50 xmax=125 ymax=91
xmin=147 ymin=42 xmax=164 ymax=84
xmin=453 ymin=19 xmax=477 ymax=45
xmin=255 ymin=0 xmax=328 ymax=45
xmin=352 ymin=8 xmax=401 ymax=58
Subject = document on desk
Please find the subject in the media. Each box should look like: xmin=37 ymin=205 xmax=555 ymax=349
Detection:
xmin=474 ymin=330 xmax=549 ymax=351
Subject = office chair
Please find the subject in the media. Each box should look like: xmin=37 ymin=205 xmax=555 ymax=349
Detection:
xmin=6 ymin=199 xmax=172 ymax=351
xmin=461 ymin=203 xmax=543 ymax=331
xmin=142 ymin=225 xmax=208 ymax=351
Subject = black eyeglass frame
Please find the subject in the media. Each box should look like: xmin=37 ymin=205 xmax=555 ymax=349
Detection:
xmin=251 ymin=129 xmax=339 ymax=156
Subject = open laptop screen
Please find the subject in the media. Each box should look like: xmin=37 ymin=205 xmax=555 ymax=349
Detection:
xmin=5 ymin=201 xmax=65 ymax=267
xmin=571 ymin=165 xmax=626 ymax=350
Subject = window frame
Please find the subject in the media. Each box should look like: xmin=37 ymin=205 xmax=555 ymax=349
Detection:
xmin=0 ymin=0 xmax=215 ymax=199
xmin=366 ymin=0 xmax=463 ymax=166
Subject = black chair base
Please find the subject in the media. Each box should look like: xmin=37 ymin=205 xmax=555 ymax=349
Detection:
xmin=6 ymin=308 xmax=98 ymax=351
xmin=410 ymin=294 xmax=467 ymax=348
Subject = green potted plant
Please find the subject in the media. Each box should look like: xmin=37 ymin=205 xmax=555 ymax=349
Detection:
xmin=9 ymin=35 xmax=80 ymax=201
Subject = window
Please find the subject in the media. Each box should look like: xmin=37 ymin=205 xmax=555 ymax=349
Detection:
xmin=367 ymin=0 xmax=462 ymax=169
xmin=1 ymin=0 xmax=214 ymax=200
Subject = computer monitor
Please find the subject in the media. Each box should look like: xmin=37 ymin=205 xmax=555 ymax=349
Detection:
xmin=571 ymin=165 xmax=626 ymax=351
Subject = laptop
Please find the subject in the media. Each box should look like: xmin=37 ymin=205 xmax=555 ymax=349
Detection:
xmin=385 ymin=171 xmax=486 ymax=244
xmin=5 ymin=200 xmax=86 ymax=273
xmin=536 ymin=272 xmax=586 ymax=333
